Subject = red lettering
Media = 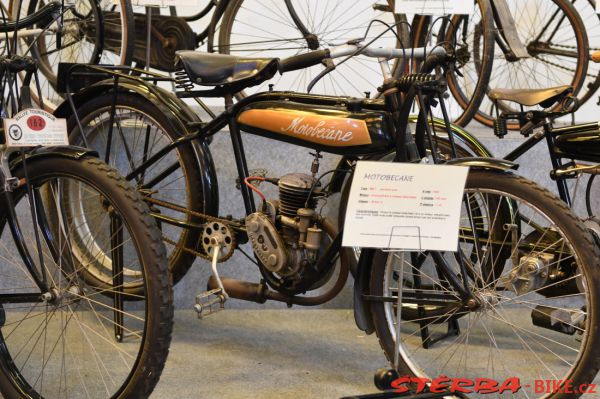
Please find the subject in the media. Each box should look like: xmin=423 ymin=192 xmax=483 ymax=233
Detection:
xmin=534 ymin=380 xmax=546 ymax=394
xmin=429 ymin=376 xmax=450 ymax=393
xmin=552 ymin=380 xmax=564 ymax=393
xmin=391 ymin=376 xmax=411 ymax=394
xmin=450 ymin=378 xmax=474 ymax=393
xmin=474 ymin=378 xmax=499 ymax=394
xmin=587 ymin=383 xmax=597 ymax=394
xmin=564 ymin=381 xmax=573 ymax=394
xmin=497 ymin=377 xmax=521 ymax=394
xmin=412 ymin=377 xmax=429 ymax=393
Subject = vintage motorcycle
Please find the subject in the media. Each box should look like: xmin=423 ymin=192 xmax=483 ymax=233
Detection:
xmin=53 ymin=34 xmax=600 ymax=398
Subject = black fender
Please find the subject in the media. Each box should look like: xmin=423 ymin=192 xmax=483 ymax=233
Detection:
xmin=54 ymin=79 xmax=199 ymax=137
xmin=54 ymin=79 xmax=219 ymax=216
xmin=445 ymin=157 xmax=518 ymax=171
xmin=10 ymin=146 xmax=98 ymax=170
xmin=352 ymin=156 xmax=518 ymax=334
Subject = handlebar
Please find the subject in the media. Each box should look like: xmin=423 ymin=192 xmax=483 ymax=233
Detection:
xmin=278 ymin=43 xmax=447 ymax=73
xmin=0 ymin=1 xmax=62 ymax=33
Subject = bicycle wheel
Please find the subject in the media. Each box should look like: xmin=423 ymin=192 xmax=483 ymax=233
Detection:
xmin=411 ymin=0 xmax=495 ymax=127
xmin=67 ymin=92 xmax=210 ymax=286
xmin=571 ymin=0 xmax=600 ymax=107
xmin=9 ymin=0 xmax=134 ymax=111
xmin=0 ymin=155 xmax=173 ymax=398
xmin=472 ymin=0 xmax=586 ymax=129
xmin=370 ymin=169 xmax=600 ymax=398
xmin=218 ymin=0 xmax=405 ymax=97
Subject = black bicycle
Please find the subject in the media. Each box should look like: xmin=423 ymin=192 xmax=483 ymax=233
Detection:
xmin=0 ymin=5 xmax=173 ymax=398
xmin=412 ymin=0 xmax=591 ymax=128
xmin=57 ymin=33 xmax=600 ymax=397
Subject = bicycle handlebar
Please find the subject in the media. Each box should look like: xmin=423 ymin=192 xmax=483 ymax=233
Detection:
xmin=0 ymin=1 xmax=62 ymax=33
xmin=279 ymin=43 xmax=447 ymax=73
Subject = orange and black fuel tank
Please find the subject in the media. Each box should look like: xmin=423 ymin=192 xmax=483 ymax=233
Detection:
xmin=236 ymin=99 xmax=395 ymax=156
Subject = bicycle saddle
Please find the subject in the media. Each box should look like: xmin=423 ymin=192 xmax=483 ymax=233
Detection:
xmin=488 ymin=85 xmax=572 ymax=108
xmin=175 ymin=51 xmax=279 ymax=91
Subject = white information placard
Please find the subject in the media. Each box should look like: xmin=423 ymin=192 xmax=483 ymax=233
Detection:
xmin=396 ymin=0 xmax=474 ymax=15
xmin=342 ymin=161 xmax=469 ymax=251
xmin=4 ymin=109 xmax=69 ymax=148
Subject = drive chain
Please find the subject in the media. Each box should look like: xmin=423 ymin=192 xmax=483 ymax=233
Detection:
xmin=144 ymin=196 xmax=238 ymax=262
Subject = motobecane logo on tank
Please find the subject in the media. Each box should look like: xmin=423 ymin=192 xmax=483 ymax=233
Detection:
xmin=238 ymin=109 xmax=373 ymax=146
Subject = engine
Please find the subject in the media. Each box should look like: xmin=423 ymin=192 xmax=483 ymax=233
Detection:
xmin=245 ymin=173 xmax=328 ymax=293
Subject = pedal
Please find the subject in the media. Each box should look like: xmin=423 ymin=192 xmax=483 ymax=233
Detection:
xmin=194 ymin=239 xmax=229 ymax=318
xmin=194 ymin=288 xmax=227 ymax=318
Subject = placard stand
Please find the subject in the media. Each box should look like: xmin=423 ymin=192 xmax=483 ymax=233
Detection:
xmin=339 ymin=233 xmax=469 ymax=399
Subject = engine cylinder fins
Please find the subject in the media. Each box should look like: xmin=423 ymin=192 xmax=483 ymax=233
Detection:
xmin=278 ymin=173 xmax=322 ymax=217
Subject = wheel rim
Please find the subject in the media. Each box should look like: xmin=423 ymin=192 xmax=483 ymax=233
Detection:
xmin=468 ymin=0 xmax=587 ymax=127
xmin=73 ymin=105 xmax=195 ymax=277
xmin=382 ymin=188 xmax=592 ymax=398
xmin=0 ymin=173 xmax=149 ymax=397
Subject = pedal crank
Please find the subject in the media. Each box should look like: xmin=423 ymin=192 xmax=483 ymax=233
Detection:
xmin=194 ymin=238 xmax=229 ymax=318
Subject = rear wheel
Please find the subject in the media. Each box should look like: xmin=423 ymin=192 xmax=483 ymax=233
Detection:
xmin=67 ymin=92 xmax=209 ymax=286
xmin=0 ymin=156 xmax=173 ymax=398
xmin=370 ymin=170 xmax=600 ymax=398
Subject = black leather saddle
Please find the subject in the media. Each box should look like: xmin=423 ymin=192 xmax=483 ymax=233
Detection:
xmin=175 ymin=51 xmax=279 ymax=92
xmin=488 ymin=85 xmax=572 ymax=108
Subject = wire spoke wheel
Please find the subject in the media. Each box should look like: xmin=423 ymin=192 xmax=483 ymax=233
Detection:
xmin=0 ymin=156 xmax=172 ymax=398
xmin=67 ymin=93 xmax=208 ymax=286
xmin=370 ymin=170 xmax=600 ymax=398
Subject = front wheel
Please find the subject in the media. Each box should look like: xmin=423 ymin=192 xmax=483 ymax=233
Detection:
xmin=0 ymin=156 xmax=173 ymax=398
xmin=370 ymin=169 xmax=600 ymax=398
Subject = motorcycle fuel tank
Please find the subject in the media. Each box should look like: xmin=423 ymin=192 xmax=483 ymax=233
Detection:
xmin=236 ymin=99 xmax=395 ymax=155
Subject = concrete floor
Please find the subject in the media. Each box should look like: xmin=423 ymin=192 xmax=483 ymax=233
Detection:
xmin=153 ymin=310 xmax=383 ymax=399
xmin=152 ymin=309 xmax=600 ymax=399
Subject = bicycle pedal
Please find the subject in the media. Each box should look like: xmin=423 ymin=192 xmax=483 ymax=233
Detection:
xmin=194 ymin=288 xmax=227 ymax=318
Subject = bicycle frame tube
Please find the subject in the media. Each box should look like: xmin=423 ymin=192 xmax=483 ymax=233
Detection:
xmin=490 ymin=0 xmax=529 ymax=59
xmin=502 ymin=126 xmax=572 ymax=206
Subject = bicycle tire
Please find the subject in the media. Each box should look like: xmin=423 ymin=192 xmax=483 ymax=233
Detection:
xmin=67 ymin=92 xmax=209 ymax=287
xmin=218 ymin=0 xmax=407 ymax=98
xmin=0 ymin=155 xmax=173 ymax=398
xmin=9 ymin=0 xmax=134 ymax=111
xmin=370 ymin=169 xmax=600 ymax=398
xmin=411 ymin=0 xmax=495 ymax=127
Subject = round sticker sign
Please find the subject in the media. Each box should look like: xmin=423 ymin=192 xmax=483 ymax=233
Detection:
xmin=27 ymin=115 xmax=46 ymax=131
